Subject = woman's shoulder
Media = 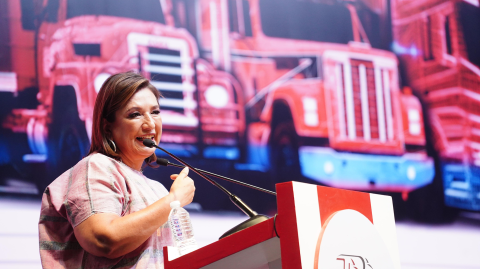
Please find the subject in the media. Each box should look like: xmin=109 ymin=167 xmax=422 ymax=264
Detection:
xmin=46 ymin=154 xmax=109 ymax=190
xmin=83 ymin=152 xmax=118 ymax=166
xmin=68 ymin=153 xmax=120 ymax=176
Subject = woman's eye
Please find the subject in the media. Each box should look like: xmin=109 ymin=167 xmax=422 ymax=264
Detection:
xmin=152 ymin=110 xmax=161 ymax=115
xmin=128 ymin=112 xmax=141 ymax=118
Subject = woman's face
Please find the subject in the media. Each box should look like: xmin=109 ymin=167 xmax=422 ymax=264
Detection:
xmin=109 ymin=87 xmax=162 ymax=163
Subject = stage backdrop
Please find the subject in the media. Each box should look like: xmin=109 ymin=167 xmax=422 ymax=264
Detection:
xmin=0 ymin=0 xmax=479 ymax=219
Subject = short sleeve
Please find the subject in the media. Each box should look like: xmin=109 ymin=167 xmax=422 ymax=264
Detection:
xmin=65 ymin=155 xmax=127 ymax=228
xmin=147 ymin=179 xmax=169 ymax=197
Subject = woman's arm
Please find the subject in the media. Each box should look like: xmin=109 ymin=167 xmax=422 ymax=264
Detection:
xmin=73 ymin=167 xmax=194 ymax=259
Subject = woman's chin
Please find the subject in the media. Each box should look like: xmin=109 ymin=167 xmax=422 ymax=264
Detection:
xmin=130 ymin=141 xmax=155 ymax=158
xmin=139 ymin=147 xmax=155 ymax=158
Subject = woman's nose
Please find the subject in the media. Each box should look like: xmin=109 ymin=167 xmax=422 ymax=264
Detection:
xmin=143 ymin=114 xmax=155 ymax=129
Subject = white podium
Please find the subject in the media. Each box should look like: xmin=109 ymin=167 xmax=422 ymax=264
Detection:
xmin=163 ymin=181 xmax=401 ymax=269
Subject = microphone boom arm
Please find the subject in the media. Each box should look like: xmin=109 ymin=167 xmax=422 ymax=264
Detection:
xmin=158 ymin=159 xmax=276 ymax=196
xmin=143 ymin=139 xmax=259 ymax=218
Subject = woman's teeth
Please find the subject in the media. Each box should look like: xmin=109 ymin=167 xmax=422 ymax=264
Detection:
xmin=136 ymin=136 xmax=154 ymax=141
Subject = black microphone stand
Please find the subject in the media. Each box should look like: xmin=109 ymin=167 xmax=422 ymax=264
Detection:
xmin=156 ymin=158 xmax=276 ymax=196
xmin=143 ymin=139 xmax=270 ymax=239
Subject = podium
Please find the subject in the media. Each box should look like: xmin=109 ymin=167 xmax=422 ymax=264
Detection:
xmin=163 ymin=181 xmax=401 ymax=269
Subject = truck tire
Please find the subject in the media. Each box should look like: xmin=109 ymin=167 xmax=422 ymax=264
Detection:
xmin=407 ymin=164 xmax=458 ymax=223
xmin=42 ymin=87 xmax=89 ymax=190
xmin=52 ymin=123 xmax=89 ymax=174
xmin=407 ymin=106 xmax=458 ymax=223
xmin=270 ymin=121 xmax=301 ymax=184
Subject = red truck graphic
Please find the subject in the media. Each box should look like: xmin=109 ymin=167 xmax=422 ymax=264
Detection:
xmin=391 ymin=0 xmax=480 ymax=211
xmin=0 ymin=0 xmax=241 ymax=191
xmin=168 ymin=0 xmax=434 ymax=193
xmin=0 ymin=0 xmax=434 ymax=203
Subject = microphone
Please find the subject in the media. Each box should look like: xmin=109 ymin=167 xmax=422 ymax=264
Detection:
xmin=156 ymin=158 xmax=276 ymax=196
xmin=143 ymin=139 xmax=269 ymax=239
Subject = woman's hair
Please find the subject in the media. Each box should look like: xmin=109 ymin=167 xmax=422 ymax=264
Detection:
xmin=88 ymin=72 xmax=162 ymax=165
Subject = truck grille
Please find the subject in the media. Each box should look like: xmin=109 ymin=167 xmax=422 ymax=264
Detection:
xmin=141 ymin=47 xmax=196 ymax=116
xmin=334 ymin=59 xmax=395 ymax=142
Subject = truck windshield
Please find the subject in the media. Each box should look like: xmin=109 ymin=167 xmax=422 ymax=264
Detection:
xmin=259 ymin=0 xmax=354 ymax=44
xmin=458 ymin=2 xmax=480 ymax=68
xmin=67 ymin=0 xmax=165 ymax=24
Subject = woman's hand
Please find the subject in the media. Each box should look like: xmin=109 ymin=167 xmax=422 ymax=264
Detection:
xmin=169 ymin=167 xmax=195 ymax=207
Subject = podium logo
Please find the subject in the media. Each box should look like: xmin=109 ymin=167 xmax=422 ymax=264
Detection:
xmin=337 ymin=254 xmax=373 ymax=269
xmin=314 ymin=210 xmax=396 ymax=269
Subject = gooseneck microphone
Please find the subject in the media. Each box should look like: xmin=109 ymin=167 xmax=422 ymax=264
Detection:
xmin=156 ymin=158 xmax=276 ymax=196
xmin=142 ymin=139 xmax=269 ymax=239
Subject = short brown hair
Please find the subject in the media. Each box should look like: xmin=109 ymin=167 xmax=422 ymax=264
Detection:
xmin=88 ymin=72 xmax=161 ymax=164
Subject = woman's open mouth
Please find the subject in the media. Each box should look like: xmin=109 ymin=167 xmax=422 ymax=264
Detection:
xmin=135 ymin=135 xmax=155 ymax=142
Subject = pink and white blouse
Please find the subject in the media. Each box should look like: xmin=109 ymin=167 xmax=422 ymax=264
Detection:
xmin=39 ymin=153 xmax=173 ymax=268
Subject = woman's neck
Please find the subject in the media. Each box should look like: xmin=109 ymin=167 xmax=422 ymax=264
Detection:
xmin=118 ymin=154 xmax=143 ymax=172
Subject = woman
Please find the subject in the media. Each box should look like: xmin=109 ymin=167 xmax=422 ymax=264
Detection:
xmin=38 ymin=72 xmax=195 ymax=268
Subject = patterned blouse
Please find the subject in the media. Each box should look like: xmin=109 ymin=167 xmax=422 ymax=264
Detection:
xmin=39 ymin=153 xmax=173 ymax=268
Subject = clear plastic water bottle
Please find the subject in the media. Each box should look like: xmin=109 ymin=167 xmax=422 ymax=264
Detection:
xmin=168 ymin=201 xmax=198 ymax=256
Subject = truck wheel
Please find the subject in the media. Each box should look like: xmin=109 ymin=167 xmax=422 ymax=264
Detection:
xmin=58 ymin=124 xmax=88 ymax=173
xmin=44 ymin=119 xmax=89 ymax=186
xmin=41 ymin=87 xmax=90 ymax=190
xmin=407 ymin=170 xmax=458 ymax=223
xmin=407 ymin=119 xmax=458 ymax=222
xmin=406 ymin=105 xmax=458 ymax=223
xmin=270 ymin=122 xmax=301 ymax=184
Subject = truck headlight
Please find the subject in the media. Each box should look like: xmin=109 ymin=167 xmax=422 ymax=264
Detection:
xmin=408 ymin=109 xmax=421 ymax=135
xmin=204 ymin=85 xmax=229 ymax=108
xmin=94 ymin=73 xmax=111 ymax=93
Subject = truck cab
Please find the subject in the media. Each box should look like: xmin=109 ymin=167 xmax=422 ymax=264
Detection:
xmin=0 ymin=0 xmax=243 ymax=190
xmin=392 ymin=0 xmax=480 ymax=211
xmin=170 ymin=0 xmax=434 ymax=193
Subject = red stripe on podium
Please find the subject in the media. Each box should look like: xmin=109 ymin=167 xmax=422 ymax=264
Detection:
xmin=276 ymin=182 xmax=303 ymax=269
xmin=317 ymin=185 xmax=373 ymax=226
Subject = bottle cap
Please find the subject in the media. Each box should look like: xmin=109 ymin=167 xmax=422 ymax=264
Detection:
xmin=170 ymin=201 xmax=181 ymax=209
